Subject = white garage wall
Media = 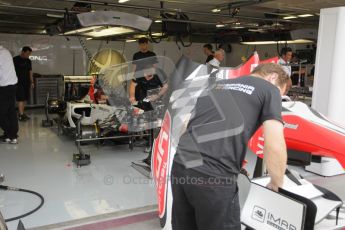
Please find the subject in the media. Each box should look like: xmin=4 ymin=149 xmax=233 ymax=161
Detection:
xmin=0 ymin=33 xmax=313 ymax=75
xmin=0 ymin=33 xmax=210 ymax=75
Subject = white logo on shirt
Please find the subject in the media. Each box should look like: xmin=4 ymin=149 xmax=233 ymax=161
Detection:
xmin=216 ymin=83 xmax=255 ymax=95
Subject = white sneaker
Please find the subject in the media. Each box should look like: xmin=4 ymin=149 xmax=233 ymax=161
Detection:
xmin=2 ymin=138 xmax=18 ymax=144
xmin=10 ymin=139 xmax=18 ymax=144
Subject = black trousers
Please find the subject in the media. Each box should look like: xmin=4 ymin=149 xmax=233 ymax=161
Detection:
xmin=0 ymin=85 xmax=18 ymax=139
xmin=171 ymin=163 xmax=241 ymax=230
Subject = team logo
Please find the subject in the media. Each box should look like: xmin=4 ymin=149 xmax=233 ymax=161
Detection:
xmin=252 ymin=205 xmax=266 ymax=223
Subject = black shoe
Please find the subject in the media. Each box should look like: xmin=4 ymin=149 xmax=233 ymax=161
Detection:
xmin=142 ymin=158 xmax=151 ymax=166
xmin=18 ymin=114 xmax=28 ymax=122
xmin=22 ymin=114 xmax=30 ymax=120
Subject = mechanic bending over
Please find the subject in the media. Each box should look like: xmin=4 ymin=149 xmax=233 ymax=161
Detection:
xmin=171 ymin=63 xmax=288 ymax=230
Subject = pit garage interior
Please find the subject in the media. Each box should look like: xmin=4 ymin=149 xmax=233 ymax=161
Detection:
xmin=1 ymin=0 xmax=345 ymax=230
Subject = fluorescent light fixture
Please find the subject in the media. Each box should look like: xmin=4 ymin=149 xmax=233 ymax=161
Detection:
xmin=126 ymin=39 xmax=136 ymax=42
xmin=63 ymin=26 xmax=103 ymax=35
xmin=298 ymin=14 xmax=314 ymax=18
xmin=134 ymin=34 xmax=147 ymax=38
xmin=84 ymin=27 xmax=134 ymax=37
xmin=155 ymin=19 xmax=162 ymax=23
xmin=151 ymin=32 xmax=164 ymax=36
xmin=232 ymin=26 xmax=245 ymax=29
xmin=235 ymin=22 xmax=241 ymax=25
xmin=216 ymin=24 xmax=226 ymax=28
xmin=118 ymin=0 xmax=130 ymax=3
xmin=47 ymin=13 xmax=64 ymax=18
xmin=212 ymin=8 xmax=221 ymax=13
xmin=241 ymin=39 xmax=314 ymax=45
xmin=86 ymin=37 xmax=93 ymax=40
xmin=283 ymin=16 xmax=298 ymax=19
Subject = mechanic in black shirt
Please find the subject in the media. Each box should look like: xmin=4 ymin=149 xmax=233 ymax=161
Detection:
xmin=13 ymin=46 xmax=33 ymax=121
xmin=130 ymin=66 xmax=168 ymax=111
xmin=171 ymin=63 xmax=289 ymax=230
xmin=129 ymin=65 xmax=168 ymax=164
xmin=130 ymin=37 xmax=157 ymax=82
xmin=203 ymin=43 xmax=214 ymax=64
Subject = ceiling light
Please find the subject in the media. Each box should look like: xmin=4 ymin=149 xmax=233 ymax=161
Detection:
xmin=232 ymin=26 xmax=245 ymax=29
xmin=63 ymin=26 xmax=103 ymax=35
xmin=216 ymin=24 xmax=226 ymax=28
xmin=298 ymin=14 xmax=314 ymax=18
xmin=46 ymin=13 xmax=64 ymax=19
xmin=212 ymin=8 xmax=221 ymax=13
xmin=126 ymin=39 xmax=136 ymax=42
xmin=118 ymin=0 xmax=130 ymax=3
xmin=155 ymin=19 xmax=162 ymax=23
xmin=84 ymin=27 xmax=134 ymax=37
xmin=235 ymin=22 xmax=241 ymax=25
xmin=249 ymin=23 xmax=259 ymax=27
xmin=241 ymin=39 xmax=314 ymax=45
xmin=86 ymin=37 xmax=93 ymax=40
xmin=134 ymin=34 xmax=147 ymax=38
xmin=151 ymin=32 xmax=164 ymax=36
xmin=283 ymin=16 xmax=298 ymax=20
xmin=248 ymin=29 xmax=264 ymax=32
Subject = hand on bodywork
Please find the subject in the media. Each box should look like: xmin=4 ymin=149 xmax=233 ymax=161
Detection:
xmin=147 ymin=83 xmax=168 ymax=102
xmin=263 ymin=119 xmax=287 ymax=192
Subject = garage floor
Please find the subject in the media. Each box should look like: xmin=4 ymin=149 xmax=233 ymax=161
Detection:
xmin=0 ymin=110 xmax=158 ymax=230
xmin=1 ymin=109 xmax=345 ymax=230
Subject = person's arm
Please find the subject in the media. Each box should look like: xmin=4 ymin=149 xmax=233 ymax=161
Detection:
xmin=158 ymin=83 xmax=168 ymax=97
xmin=131 ymin=52 xmax=137 ymax=79
xmin=131 ymin=64 xmax=137 ymax=78
xmin=28 ymin=60 xmax=34 ymax=88
xmin=263 ymin=119 xmax=287 ymax=192
xmin=129 ymin=80 xmax=137 ymax=104
xmin=30 ymin=70 xmax=34 ymax=88
xmin=148 ymin=83 xmax=168 ymax=102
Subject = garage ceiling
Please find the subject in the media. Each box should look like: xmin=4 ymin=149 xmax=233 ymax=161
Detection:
xmin=0 ymin=0 xmax=343 ymax=41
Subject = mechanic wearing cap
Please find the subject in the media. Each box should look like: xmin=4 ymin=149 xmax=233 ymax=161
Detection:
xmin=0 ymin=45 xmax=19 ymax=144
xmin=171 ymin=63 xmax=289 ymax=230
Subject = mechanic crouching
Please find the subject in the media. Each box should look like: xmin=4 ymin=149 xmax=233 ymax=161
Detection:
xmin=129 ymin=65 xmax=168 ymax=165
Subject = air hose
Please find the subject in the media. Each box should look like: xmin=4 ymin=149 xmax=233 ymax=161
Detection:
xmin=0 ymin=185 xmax=44 ymax=222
